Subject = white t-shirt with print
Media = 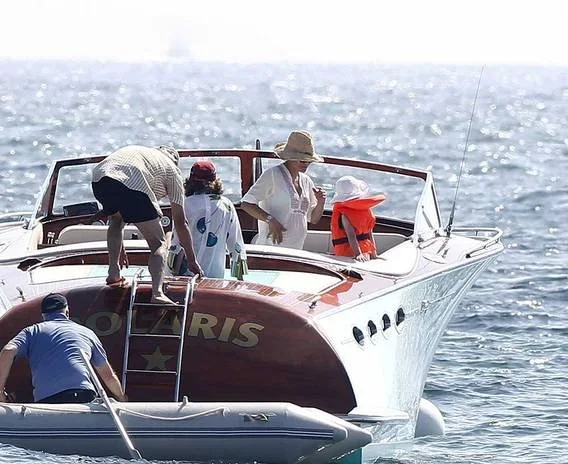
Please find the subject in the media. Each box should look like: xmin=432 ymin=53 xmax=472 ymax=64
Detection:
xmin=172 ymin=194 xmax=246 ymax=278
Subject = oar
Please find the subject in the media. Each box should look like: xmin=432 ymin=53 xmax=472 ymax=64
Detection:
xmin=79 ymin=350 xmax=142 ymax=460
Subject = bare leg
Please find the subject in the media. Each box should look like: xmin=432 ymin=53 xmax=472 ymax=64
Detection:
xmin=107 ymin=213 xmax=125 ymax=284
xmin=135 ymin=218 xmax=174 ymax=304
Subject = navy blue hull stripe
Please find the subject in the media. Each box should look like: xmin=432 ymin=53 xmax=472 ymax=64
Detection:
xmin=0 ymin=427 xmax=335 ymax=440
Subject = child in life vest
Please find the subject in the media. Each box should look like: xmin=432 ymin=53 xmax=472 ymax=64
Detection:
xmin=331 ymin=176 xmax=386 ymax=261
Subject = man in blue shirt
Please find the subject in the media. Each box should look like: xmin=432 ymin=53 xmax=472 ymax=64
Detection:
xmin=0 ymin=293 xmax=126 ymax=403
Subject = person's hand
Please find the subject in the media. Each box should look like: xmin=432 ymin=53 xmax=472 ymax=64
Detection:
xmin=267 ymin=218 xmax=286 ymax=244
xmin=187 ymin=258 xmax=203 ymax=277
xmin=313 ymin=186 xmax=327 ymax=203
xmin=355 ymin=252 xmax=370 ymax=262
xmin=119 ymin=246 xmax=129 ymax=269
xmin=81 ymin=210 xmax=107 ymax=225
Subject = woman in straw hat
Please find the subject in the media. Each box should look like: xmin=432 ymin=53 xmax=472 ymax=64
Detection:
xmin=241 ymin=130 xmax=326 ymax=249
xmin=331 ymin=175 xmax=386 ymax=261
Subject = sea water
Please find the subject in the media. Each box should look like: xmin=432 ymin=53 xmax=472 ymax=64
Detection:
xmin=0 ymin=60 xmax=566 ymax=463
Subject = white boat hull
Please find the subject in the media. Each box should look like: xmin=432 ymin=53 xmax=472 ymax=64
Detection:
xmin=316 ymin=236 xmax=500 ymax=443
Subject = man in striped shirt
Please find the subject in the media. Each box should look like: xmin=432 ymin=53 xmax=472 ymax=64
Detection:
xmin=91 ymin=145 xmax=202 ymax=304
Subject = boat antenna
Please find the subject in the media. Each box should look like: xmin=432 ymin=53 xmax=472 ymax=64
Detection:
xmin=445 ymin=66 xmax=484 ymax=237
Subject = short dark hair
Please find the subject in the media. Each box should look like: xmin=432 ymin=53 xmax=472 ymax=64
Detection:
xmin=41 ymin=293 xmax=68 ymax=313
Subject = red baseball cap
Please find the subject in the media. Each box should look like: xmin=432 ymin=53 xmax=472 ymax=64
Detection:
xmin=190 ymin=161 xmax=217 ymax=182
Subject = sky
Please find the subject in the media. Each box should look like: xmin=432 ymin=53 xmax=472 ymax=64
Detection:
xmin=0 ymin=0 xmax=567 ymax=65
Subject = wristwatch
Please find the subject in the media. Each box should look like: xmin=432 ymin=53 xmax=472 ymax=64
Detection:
xmin=265 ymin=215 xmax=273 ymax=223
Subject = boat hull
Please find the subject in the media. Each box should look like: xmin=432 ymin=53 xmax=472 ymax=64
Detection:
xmin=318 ymin=245 xmax=500 ymax=442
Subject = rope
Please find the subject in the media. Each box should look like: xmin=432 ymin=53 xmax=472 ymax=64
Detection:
xmin=15 ymin=403 xmax=227 ymax=422
xmin=114 ymin=406 xmax=227 ymax=422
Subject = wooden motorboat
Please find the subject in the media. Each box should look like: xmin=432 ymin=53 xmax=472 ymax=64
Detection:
xmin=0 ymin=147 xmax=503 ymax=451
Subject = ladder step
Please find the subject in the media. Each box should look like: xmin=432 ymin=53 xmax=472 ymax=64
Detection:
xmin=133 ymin=302 xmax=184 ymax=308
xmin=123 ymin=273 xmax=196 ymax=401
xmin=126 ymin=369 xmax=178 ymax=375
xmin=135 ymin=278 xmax=190 ymax=286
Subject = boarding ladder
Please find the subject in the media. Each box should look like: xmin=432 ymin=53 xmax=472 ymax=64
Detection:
xmin=121 ymin=272 xmax=198 ymax=401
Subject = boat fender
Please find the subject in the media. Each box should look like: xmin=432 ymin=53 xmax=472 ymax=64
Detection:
xmin=415 ymin=398 xmax=445 ymax=437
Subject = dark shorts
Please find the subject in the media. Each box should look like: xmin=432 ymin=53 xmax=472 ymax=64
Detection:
xmin=92 ymin=176 xmax=159 ymax=223
xmin=38 ymin=388 xmax=97 ymax=404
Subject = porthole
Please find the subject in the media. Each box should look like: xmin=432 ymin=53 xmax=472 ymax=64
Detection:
xmin=396 ymin=307 xmax=406 ymax=326
xmin=395 ymin=307 xmax=406 ymax=334
xmin=382 ymin=314 xmax=391 ymax=331
xmin=367 ymin=320 xmax=377 ymax=337
xmin=352 ymin=327 xmax=365 ymax=345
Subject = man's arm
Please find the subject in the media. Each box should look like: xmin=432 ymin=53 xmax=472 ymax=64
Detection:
xmin=171 ymin=203 xmax=203 ymax=275
xmin=0 ymin=344 xmax=17 ymax=403
xmin=94 ymin=362 xmax=127 ymax=401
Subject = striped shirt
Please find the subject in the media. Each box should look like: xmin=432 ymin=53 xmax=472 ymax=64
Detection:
xmin=92 ymin=145 xmax=185 ymax=215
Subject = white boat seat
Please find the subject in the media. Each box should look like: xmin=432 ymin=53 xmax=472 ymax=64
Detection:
xmin=333 ymin=240 xmax=418 ymax=276
xmin=57 ymin=225 xmax=143 ymax=245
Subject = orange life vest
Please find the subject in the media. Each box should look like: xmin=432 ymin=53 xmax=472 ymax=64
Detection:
xmin=331 ymin=195 xmax=386 ymax=257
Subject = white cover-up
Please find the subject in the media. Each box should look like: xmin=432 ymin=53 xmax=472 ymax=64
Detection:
xmin=241 ymin=164 xmax=317 ymax=249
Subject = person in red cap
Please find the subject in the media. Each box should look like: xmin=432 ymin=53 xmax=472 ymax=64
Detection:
xmin=168 ymin=160 xmax=247 ymax=279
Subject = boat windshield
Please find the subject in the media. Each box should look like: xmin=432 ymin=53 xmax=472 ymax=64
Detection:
xmin=28 ymin=150 xmax=441 ymax=240
xmin=51 ymin=156 xmax=244 ymax=215
xmin=261 ymin=158 xmax=426 ymax=222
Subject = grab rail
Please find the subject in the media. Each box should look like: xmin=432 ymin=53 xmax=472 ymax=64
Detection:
xmin=451 ymin=227 xmax=503 ymax=258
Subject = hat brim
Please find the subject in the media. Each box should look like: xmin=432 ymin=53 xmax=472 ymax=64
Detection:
xmin=332 ymin=193 xmax=385 ymax=205
xmin=274 ymin=143 xmax=324 ymax=163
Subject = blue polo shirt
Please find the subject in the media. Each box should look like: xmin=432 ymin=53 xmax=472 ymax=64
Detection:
xmin=10 ymin=313 xmax=108 ymax=402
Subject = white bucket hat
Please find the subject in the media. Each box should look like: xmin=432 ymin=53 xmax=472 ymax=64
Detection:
xmin=332 ymin=176 xmax=371 ymax=204
xmin=274 ymin=130 xmax=324 ymax=163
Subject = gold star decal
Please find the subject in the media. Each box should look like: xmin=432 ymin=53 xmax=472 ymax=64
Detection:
xmin=141 ymin=347 xmax=174 ymax=371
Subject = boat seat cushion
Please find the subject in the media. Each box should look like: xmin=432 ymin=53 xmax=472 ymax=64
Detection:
xmin=57 ymin=225 xmax=142 ymax=245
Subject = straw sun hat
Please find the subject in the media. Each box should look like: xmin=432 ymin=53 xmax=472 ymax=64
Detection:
xmin=274 ymin=130 xmax=324 ymax=163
